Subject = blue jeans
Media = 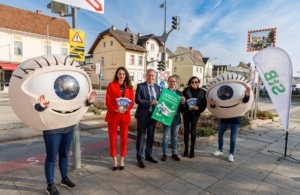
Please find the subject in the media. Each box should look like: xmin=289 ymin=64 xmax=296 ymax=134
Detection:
xmin=43 ymin=128 xmax=74 ymax=185
xmin=218 ymin=123 xmax=239 ymax=155
xmin=162 ymin=123 xmax=180 ymax=155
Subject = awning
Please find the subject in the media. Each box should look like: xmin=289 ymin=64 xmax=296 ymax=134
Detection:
xmin=0 ymin=63 xmax=19 ymax=71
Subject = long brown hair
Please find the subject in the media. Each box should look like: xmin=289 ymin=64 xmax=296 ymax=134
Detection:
xmin=113 ymin=66 xmax=133 ymax=89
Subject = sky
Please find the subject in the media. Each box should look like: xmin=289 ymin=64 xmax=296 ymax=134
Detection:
xmin=1 ymin=0 xmax=300 ymax=76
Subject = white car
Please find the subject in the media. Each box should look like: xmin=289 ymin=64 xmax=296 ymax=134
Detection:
xmin=292 ymin=84 xmax=300 ymax=94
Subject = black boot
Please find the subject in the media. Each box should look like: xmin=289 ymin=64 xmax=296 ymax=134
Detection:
xmin=189 ymin=134 xmax=196 ymax=158
xmin=183 ymin=131 xmax=189 ymax=157
xmin=183 ymin=145 xmax=189 ymax=157
xmin=189 ymin=146 xmax=194 ymax=158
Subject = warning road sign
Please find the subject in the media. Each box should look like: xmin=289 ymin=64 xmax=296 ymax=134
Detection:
xmin=69 ymin=29 xmax=85 ymax=61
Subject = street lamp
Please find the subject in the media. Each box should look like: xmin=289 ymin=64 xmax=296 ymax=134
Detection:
xmin=46 ymin=17 xmax=56 ymax=55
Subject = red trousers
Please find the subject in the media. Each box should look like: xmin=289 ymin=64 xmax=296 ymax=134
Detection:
xmin=108 ymin=121 xmax=129 ymax=157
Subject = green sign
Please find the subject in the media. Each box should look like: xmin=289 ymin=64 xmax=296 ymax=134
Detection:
xmin=151 ymin=88 xmax=181 ymax=126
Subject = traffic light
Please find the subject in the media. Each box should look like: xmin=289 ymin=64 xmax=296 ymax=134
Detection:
xmin=157 ymin=61 xmax=165 ymax=71
xmin=172 ymin=16 xmax=179 ymax=30
xmin=130 ymin=34 xmax=134 ymax=44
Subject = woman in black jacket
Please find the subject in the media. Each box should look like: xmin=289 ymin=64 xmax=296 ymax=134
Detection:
xmin=182 ymin=76 xmax=207 ymax=158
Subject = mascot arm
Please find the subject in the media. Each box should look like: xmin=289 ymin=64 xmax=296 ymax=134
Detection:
xmin=34 ymin=103 xmax=47 ymax=112
xmin=243 ymin=95 xmax=250 ymax=103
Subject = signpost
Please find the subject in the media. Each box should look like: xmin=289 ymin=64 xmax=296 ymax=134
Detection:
xmin=95 ymin=63 xmax=101 ymax=91
xmin=50 ymin=0 xmax=105 ymax=169
xmin=52 ymin=0 xmax=105 ymax=14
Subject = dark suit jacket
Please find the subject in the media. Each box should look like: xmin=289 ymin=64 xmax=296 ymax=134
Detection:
xmin=134 ymin=82 xmax=161 ymax=121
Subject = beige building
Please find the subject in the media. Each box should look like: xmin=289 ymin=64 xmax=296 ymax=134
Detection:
xmin=88 ymin=25 xmax=173 ymax=88
xmin=0 ymin=4 xmax=70 ymax=90
xmin=172 ymin=46 xmax=213 ymax=89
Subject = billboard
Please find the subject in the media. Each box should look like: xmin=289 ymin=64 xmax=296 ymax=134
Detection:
xmin=247 ymin=28 xmax=276 ymax=52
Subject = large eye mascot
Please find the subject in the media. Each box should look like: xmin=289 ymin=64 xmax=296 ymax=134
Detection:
xmin=9 ymin=54 xmax=96 ymax=194
xmin=205 ymin=73 xmax=253 ymax=162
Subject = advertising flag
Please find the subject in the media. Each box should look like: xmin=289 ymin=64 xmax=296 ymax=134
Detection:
xmin=253 ymin=47 xmax=293 ymax=131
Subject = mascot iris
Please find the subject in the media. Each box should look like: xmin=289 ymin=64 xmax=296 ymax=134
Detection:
xmin=9 ymin=54 xmax=96 ymax=194
xmin=205 ymin=73 xmax=253 ymax=162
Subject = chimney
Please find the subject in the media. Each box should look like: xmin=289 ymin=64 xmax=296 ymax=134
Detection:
xmin=36 ymin=10 xmax=42 ymax=14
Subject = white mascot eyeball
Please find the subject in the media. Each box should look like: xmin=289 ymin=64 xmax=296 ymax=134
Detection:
xmin=205 ymin=73 xmax=253 ymax=118
xmin=8 ymin=55 xmax=92 ymax=130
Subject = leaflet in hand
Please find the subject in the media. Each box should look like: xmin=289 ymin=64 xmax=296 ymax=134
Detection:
xmin=186 ymin=98 xmax=197 ymax=110
xmin=116 ymin=97 xmax=131 ymax=111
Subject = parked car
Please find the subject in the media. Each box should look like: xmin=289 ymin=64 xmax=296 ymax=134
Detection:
xmin=292 ymin=84 xmax=300 ymax=94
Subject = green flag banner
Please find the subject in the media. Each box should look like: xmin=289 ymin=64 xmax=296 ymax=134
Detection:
xmin=151 ymin=88 xmax=181 ymax=126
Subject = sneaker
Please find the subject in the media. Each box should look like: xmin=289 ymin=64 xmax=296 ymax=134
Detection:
xmin=228 ymin=154 xmax=234 ymax=162
xmin=46 ymin=184 xmax=60 ymax=195
xmin=60 ymin=177 xmax=77 ymax=189
xmin=213 ymin=150 xmax=223 ymax=156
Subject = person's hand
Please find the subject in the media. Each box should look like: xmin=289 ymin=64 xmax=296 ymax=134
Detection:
xmin=38 ymin=95 xmax=49 ymax=108
xmin=150 ymin=100 xmax=158 ymax=105
xmin=193 ymin=106 xmax=199 ymax=110
xmin=210 ymin=98 xmax=216 ymax=106
xmin=181 ymin=96 xmax=186 ymax=104
xmin=245 ymin=86 xmax=251 ymax=97
xmin=88 ymin=91 xmax=97 ymax=104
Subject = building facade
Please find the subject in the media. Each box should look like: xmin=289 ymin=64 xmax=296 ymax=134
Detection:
xmin=0 ymin=4 xmax=70 ymax=90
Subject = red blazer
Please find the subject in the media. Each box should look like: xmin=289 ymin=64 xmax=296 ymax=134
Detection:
xmin=105 ymin=81 xmax=134 ymax=123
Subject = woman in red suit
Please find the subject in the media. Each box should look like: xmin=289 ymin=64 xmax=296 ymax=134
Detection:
xmin=105 ymin=66 xmax=134 ymax=171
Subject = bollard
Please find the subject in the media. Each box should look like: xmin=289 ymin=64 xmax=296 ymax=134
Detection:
xmin=72 ymin=123 xmax=81 ymax=169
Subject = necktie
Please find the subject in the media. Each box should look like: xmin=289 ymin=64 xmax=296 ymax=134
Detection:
xmin=149 ymin=85 xmax=155 ymax=112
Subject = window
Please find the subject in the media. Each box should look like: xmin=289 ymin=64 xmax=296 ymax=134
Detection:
xmin=44 ymin=45 xmax=52 ymax=55
xmin=103 ymin=42 xmax=106 ymax=48
xmin=174 ymin=67 xmax=177 ymax=73
xmin=14 ymin=41 xmax=23 ymax=56
xmin=138 ymin=56 xmax=143 ymax=66
xmin=129 ymin=72 xmax=134 ymax=82
xmin=137 ymin=73 xmax=143 ymax=82
xmin=110 ymin=40 xmax=113 ymax=46
xmin=61 ymin=48 xmax=68 ymax=55
xmin=150 ymin=43 xmax=154 ymax=51
xmin=101 ymin=57 xmax=104 ymax=65
xmin=130 ymin=55 xmax=135 ymax=65
xmin=180 ymin=56 xmax=184 ymax=61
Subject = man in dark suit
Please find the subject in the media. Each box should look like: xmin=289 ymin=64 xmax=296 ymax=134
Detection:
xmin=135 ymin=69 xmax=161 ymax=168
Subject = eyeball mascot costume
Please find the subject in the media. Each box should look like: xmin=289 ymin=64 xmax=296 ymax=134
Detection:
xmin=8 ymin=54 xmax=92 ymax=130
xmin=205 ymin=73 xmax=253 ymax=118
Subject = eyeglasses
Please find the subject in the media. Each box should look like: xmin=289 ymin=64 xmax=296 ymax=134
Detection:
xmin=168 ymin=81 xmax=176 ymax=82
xmin=191 ymin=81 xmax=198 ymax=84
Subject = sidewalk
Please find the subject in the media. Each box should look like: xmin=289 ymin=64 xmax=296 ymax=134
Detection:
xmin=1 ymin=92 xmax=300 ymax=194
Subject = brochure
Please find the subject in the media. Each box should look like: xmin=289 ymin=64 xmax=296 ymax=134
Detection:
xmin=116 ymin=97 xmax=131 ymax=111
xmin=186 ymin=98 xmax=197 ymax=110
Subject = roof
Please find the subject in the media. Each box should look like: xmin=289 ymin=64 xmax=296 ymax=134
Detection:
xmin=175 ymin=46 xmax=205 ymax=65
xmin=0 ymin=4 xmax=70 ymax=39
xmin=88 ymin=26 xmax=147 ymax=54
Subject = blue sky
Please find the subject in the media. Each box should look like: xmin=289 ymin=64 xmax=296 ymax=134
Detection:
xmin=1 ymin=0 xmax=299 ymax=76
